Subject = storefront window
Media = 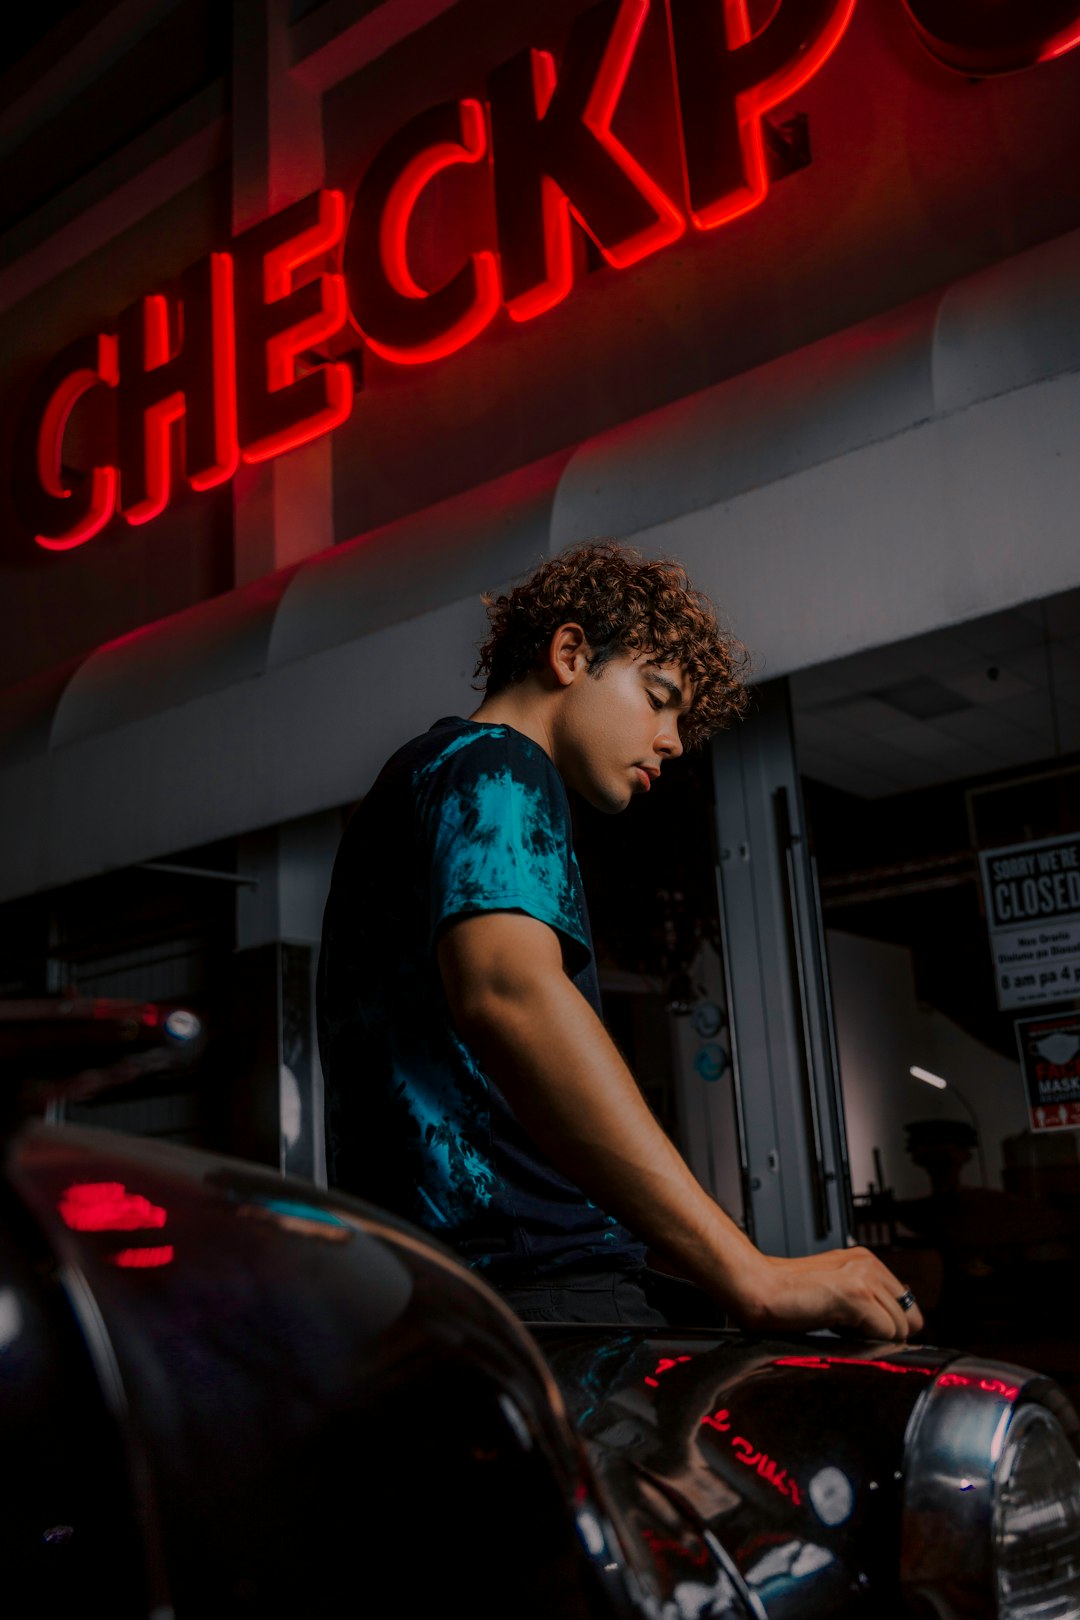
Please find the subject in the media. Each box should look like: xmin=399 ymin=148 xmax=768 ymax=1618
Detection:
xmin=793 ymin=586 xmax=1080 ymax=1379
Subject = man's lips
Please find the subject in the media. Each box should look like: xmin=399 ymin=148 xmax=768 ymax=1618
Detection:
xmin=634 ymin=766 xmax=655 ymax=791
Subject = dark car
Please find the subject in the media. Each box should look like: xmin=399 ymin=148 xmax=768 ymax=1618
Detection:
xmin=6 ymin=999 xmax=1080 ymax=1618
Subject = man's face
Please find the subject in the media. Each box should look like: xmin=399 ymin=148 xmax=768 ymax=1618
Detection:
xmin=554 ymin=649 xmax=690 ymax=814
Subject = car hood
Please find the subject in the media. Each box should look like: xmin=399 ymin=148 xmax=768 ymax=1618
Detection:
xmin=534 ymin=1324 xmax=1012 ymax=1617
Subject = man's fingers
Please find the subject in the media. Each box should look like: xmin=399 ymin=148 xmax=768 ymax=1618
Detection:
xmin=854 ymin=1255 xmax=925 ymax=1338
xmin=753 ymin=1249 xmax=927 ymax=1340
xmin=838 ymin=1255 xmax=922 ymax=1341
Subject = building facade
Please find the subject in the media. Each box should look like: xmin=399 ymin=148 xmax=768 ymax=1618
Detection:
xmin=4 ymin=0 xmax=1080 ymax=1281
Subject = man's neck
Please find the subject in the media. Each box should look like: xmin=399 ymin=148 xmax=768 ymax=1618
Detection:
xmin=468 ymin=683 xmax=556 ymax=763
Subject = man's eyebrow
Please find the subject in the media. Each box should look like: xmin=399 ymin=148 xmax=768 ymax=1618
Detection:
xmin=643 ymin=668 xmax=689 ymax=709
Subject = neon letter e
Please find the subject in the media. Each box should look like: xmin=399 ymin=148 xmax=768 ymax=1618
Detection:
xmin=234 ymin=190 xmax=353 ymax=464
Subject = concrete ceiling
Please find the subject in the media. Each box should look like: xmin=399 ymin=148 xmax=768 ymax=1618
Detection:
xmin=791 ymin=588 xmax=1080 ymax=799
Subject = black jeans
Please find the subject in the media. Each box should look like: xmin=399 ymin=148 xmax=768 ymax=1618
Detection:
xmin=496 ymin=1266 xmax=726 ymax=1328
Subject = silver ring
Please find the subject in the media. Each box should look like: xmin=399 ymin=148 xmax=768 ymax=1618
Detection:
xmin=896 ymin=1289 xmax=916 ymax=1313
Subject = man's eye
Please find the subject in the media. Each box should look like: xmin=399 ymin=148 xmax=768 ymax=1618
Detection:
xmin=647 ymin=692 xmax=663 ymax=711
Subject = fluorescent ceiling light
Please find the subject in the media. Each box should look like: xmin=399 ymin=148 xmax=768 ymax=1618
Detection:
xmin=910 ymin=1065 xmax=947 ymax=1089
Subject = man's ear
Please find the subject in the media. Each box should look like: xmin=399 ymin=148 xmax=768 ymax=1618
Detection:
xmin=548 ymin=623 xmax=590 ymax=688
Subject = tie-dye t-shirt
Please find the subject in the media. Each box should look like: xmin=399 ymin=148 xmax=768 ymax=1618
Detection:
xmin=316 ymin=716 xmax=646 ymax=1282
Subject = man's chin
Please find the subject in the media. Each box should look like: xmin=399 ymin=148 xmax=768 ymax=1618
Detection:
xmin=581 ymin=784 xmax=631 ymax=815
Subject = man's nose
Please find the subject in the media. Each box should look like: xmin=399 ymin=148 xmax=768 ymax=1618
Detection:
xmin=657 ymin=717 xmax=683 ymax=759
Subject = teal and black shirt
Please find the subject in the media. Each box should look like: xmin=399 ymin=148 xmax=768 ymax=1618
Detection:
xmin=316 ymin=716 xmax=645 ymax=1282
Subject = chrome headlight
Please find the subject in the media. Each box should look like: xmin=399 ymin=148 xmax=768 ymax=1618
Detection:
xmin=902 ymin=1358 xmax=1080 ymax=1617
xmin=994 ymin=1403 xmax=1080 ymax=1619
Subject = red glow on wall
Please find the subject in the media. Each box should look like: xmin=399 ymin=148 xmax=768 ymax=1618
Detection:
xmin=901 ymin=0 xmax=1080 ymax=74
xmin=32 ymin=333 xmax=118 ymax=552
xmin=1041 ymin=19 xmax=1080 ymax=58
xmin=112 ymin=1245 xmax=175 ymax=1269
xmin=59 ymin=1181 xmax=167 ymax=1233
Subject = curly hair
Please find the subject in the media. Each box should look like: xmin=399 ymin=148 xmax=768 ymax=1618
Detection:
xmin=474 ymin=540 xmax=750 ymax=747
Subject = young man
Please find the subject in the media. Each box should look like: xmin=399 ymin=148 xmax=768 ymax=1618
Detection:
xmin=317 ymin=542 xmax=923 ymax=1338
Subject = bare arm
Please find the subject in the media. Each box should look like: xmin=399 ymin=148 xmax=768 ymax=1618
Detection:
xmin=438 ymin=911 xmax=923 ymax=1341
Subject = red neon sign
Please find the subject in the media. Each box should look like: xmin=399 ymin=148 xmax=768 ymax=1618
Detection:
xmin=667 ymin=0 xmax=855 ymax=229
xmin=15 ymin=0 xmax=857 ymax=551
xmin=13 ymin=332 xmax=119 ymax=551
xmin=235 ymin=189 xmax=354 ymax=463
xmin=117 ymin=252 xmax=239 ymax=525
xmin=488 ymin=0 xmax=685 ymax=322
xmin=343 ymin=99 xmax=501 ymax=363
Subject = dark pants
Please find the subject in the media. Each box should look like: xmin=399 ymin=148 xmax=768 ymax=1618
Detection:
xmin=496 ymin=1266 xmax=726 ymax=1327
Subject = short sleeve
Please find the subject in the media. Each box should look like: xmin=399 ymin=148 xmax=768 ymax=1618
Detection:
xmin=415 ymin=728 xmax=591 ymax=968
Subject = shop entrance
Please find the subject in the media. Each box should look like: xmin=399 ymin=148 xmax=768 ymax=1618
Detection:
xmin=790 ymin=585 xmax=1080 ymax=1380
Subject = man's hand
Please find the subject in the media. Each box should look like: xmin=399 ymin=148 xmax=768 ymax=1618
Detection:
xmin=735 ymin=1247 xmax=925 ymax=1341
